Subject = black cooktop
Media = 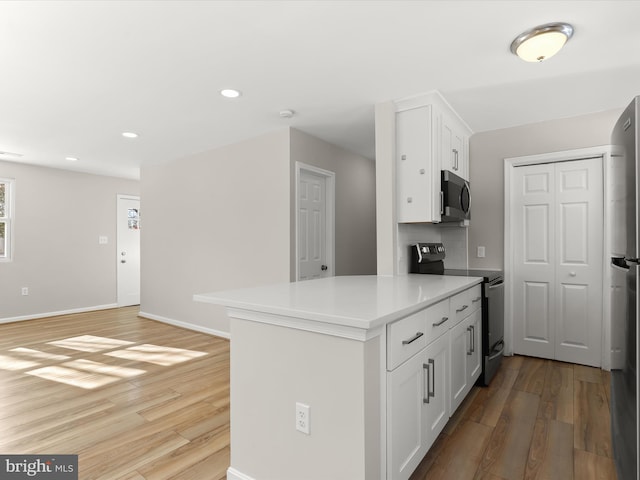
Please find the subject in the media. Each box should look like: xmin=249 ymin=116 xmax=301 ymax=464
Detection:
xmin=443 ymin=268 xmax=503 ymax=283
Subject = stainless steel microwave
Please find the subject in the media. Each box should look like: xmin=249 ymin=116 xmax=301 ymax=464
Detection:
xmin=440 ymin=170 xmax=470 ymax=222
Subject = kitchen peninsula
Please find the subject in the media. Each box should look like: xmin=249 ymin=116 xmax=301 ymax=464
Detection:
xmin=194 ymin=274 xmax=482 ymax=480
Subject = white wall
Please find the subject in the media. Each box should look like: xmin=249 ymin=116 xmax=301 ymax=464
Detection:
xmin=468 ymin=108 xmax=622 ymax=269
xmin=140 ymin=130 xmax=291 ymax=337
xmin=0 ymin=161 xmax=139 ymax=320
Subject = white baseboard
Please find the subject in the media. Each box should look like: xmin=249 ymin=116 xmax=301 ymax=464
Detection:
xmin=0 ymin=303 xmax=118 ymax=324
xmin=226 ymin=467 xmax=256 ymax=480
xmin=138 ymin=311 xmax=231 ymax=340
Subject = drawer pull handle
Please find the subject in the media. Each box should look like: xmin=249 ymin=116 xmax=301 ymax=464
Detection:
xmin=432 ymin=316 xmax=448 ymax=327
xmin=456 ymin=305 xmax=469 ymax=313
xmin=472 ymin=297 xmax=482 ymax=303
xmin=402 ymin=331 xmax=424 ymax=345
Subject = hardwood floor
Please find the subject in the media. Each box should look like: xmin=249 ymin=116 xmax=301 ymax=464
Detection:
xmin=409 ymin=355 xmax=618 ymax=480
xmin=0 ymin=308 xmax=618 ymax=480
xmin=0 ymin=307 xmax=230 ymax=479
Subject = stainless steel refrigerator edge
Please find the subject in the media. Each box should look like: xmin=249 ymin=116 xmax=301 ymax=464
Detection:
xmin=611 ymin=95 xmax=640 ymax=480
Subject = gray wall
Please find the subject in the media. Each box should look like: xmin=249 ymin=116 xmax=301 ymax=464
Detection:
xmin=140 ymin=128 xmax=377 ymax=337
xmin=468 ymin=108 xmax=621 ymax=269
xmin=289 ymin=129 xmax=377 ymax=279
xmin=140 ymin=130 xmax=292 ymax=336
xmin=0 ymin=161 xmax=139 ymax=320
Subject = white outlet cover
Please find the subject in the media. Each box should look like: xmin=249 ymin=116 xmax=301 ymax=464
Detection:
xmin=99 ymin=236 xmax=108 ymax=245
xmin=296 ymin=402 xmax=310 ymax=435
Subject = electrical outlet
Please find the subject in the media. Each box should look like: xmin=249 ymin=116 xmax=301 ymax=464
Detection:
xmin=21 ymin=287 xmax=29 ymax=296
xmin=98 ymin=236 xmax=108 ymax=245
xmin=296 ymin=402 xmax=310 ymax=435
xmin=477 ymin=246 xmax=486 ymax=258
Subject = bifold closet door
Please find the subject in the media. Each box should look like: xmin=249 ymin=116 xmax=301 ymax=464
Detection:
xmin=512 ymin=158 xmax=603 ymax=367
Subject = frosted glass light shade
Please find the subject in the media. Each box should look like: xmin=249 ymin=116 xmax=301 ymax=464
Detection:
xmin=511 ymin=23 xmax=574 ymax=62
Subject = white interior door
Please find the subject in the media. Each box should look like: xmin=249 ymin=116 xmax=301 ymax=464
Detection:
xmin=117 ymin=195 xmax=141 ymax=306
xmin=297 ymin=164 xmax=335 ymax=281
xmin=512 ymin=158 xmax=603 ymax=367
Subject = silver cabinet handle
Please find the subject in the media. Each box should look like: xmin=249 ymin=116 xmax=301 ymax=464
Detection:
xmin=466 ymin=326 xmax=473 ymax=355
xmin=471 ymin=325 xmax=475 ymax=353
xmin=422 ymin=362 xmax=431 ymax=404
xmin=429 ymin=358 xmax=435 ymax=399
xmin=402 ymin=331 xmax=424 ymax=345
xmin=456 ymin=305 xmax=469 ymax=313
xmin=432 ymin=317 xmax=448 ymax=327
xmin=472 ymin=296 xmax=481 ymax=303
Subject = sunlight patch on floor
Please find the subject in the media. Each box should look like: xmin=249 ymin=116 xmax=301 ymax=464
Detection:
xmin=0 ymin=354 xmax=40 ymax=371
xmin=48 ymin=335 xmax=136 ymax=352
xmin=105 ymin=344 xmax=207 ymax=366
xmin=26 ymin=365 xmax=120 ymax=389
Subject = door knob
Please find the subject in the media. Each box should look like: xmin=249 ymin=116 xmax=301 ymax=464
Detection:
xmin=321 ymin=265 xmax=328 ymax=271
xmin=569 ymin=271 xmax=577 ymax=277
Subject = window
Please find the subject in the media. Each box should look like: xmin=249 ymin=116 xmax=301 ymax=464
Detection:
xmin=0 ymin=178 xmax=14 ymax=260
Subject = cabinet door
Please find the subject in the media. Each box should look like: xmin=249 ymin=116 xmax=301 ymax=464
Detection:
xmin=396 ymin=106 xmax=439 ymax=223
xmin=467 ymin=309 xmax=482 ymax=383
xmin=422 ymin=332 xmax=449 ymax=449
xmin=387 ymin=349 xmax=429 ymax=480
xmin=449 ymin=317 xmax=470 ymax=413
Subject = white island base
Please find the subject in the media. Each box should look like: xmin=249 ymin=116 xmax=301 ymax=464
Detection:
xmin=194 ymin=274 xmax=483 ymax=480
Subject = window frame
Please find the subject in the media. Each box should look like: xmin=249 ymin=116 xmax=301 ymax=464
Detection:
xmin=0 ymin=177 xmax=15 ymax=261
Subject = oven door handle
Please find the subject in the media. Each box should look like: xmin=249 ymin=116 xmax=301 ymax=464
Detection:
xmin=488 ymin=339 xmax=505 ymax=361
xmin=488 ymin=280 xmax=504 ymax=290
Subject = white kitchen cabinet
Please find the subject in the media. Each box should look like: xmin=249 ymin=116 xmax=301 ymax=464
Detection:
xmin=440 ymin=112 xmax=469 ymax=180
xmin=387 ymin=332 xmax=449 ymax=480
xmin=449 ymin=308 xmax=482 ymax=414
xmin=396 ymin=105 xmax=440 ymax=223
xmin=395 ymin=91 xmax=472 ymax=223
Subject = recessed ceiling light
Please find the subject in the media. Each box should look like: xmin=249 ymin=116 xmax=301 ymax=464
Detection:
xmin=122 ymin=132 xmax=139 ymax=138
xmin=220 ymin=89 xmax=241 ymax=98
xmin=65 ymin=156 xmax=78 ymax=162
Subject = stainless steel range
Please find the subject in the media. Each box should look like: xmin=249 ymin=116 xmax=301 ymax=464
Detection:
xmin=409 ymin=242 xmax=504 ymax=386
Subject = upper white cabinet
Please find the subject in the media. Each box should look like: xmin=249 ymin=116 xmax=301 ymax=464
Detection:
xmin=395 ymin=92 xmax=472 ymax=224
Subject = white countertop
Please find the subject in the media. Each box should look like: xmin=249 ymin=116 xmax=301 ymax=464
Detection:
xmin=194 ymin=274 xmax=482 ymax=337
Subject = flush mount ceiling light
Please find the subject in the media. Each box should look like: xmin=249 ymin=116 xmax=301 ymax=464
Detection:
xmin=220 ymin=88 xmax=242 ymax=98
xmin=122 ymin=132 xmax=139 ymax=139
xmin=510 ymin=22 xmax=574 ymax=62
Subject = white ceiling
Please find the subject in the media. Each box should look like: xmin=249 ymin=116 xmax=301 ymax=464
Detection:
xmin=1 ymin=1 xmax=639 ymax=179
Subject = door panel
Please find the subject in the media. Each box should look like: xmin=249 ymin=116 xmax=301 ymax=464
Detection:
xmin=513 ymin=163 xmax=556 ymax=359
xmin=555 ymin=159 xmax=602 ymax=366
xmin=117 ymin=195 xmax=140 ymax=307
xmin=298 ymin=170 xmax=327 ymax=281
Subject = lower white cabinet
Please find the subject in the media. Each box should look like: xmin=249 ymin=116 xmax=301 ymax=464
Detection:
xmin=387 ymin=332 xmax=449 ymax=480
xmin=386 ymin=284 xmax=483 ymax=480
xmin=449 ymin=308 xmax=482 ymax=413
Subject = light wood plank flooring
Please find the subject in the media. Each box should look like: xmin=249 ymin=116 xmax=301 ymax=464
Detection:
xmin=0 ymin=308 xmax=618 ymax=480
xmin=0 ymin=307 xmax=230 ymax=479
xmin=410 ymin=355 xmax=617 ymax=480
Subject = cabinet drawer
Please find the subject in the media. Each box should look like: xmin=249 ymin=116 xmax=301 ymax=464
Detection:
xmin=450 ymin=284 xmax=482 ymax=324
xmin=387 ymin=299 xmax=450 ymax=371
